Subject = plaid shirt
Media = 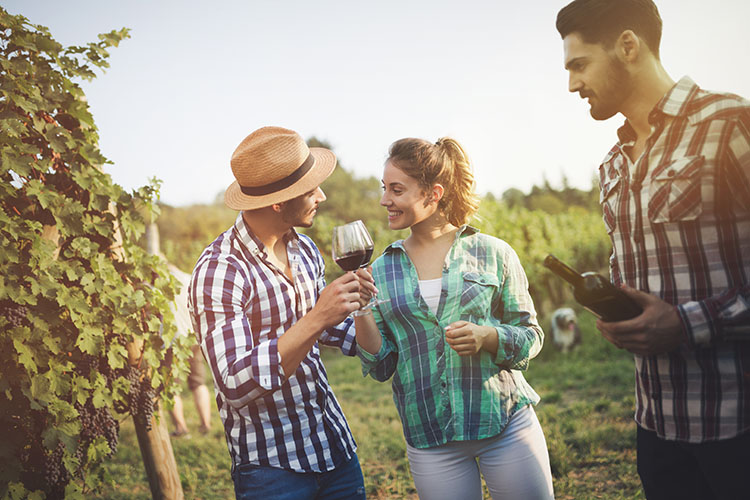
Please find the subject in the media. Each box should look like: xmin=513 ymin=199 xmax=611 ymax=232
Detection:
xmin=600 ymin=76 xmax=750 ymax=443
xmin=358 ymin=226 xmax=543 ymax=448
xmin=188 ymin=214 xmax=357 ymax=472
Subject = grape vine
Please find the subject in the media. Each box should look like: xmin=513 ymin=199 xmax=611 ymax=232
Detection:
xmin=0 ymin=8 xmax=191 ymax=499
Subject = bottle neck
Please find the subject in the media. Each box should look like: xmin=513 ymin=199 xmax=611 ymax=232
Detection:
xmin=544 ymin=255 xmax=583 ymax=287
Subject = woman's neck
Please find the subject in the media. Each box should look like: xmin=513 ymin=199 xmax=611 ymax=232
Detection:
xmin=406 ymin=213 xmax=457 ymax=249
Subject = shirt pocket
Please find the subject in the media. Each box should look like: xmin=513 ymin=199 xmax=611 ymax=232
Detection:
xmin=647 ymin=156 xmax=705 ymax=223
xmin=599 ymin=177 xmax=621 ymax=234
xmin=460 ymin=272 xmax=499 ymax=317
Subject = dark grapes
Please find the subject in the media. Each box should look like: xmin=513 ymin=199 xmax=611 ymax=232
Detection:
xmin=0 ymin=300 xmax=29 ymax=328
xmin=75 ymin=401 xmax=119 ymax=457
xmin=125 ymin=366 xmax=157 ymax=431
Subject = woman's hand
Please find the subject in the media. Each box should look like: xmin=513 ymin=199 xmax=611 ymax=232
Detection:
xmin=354 ymin=266 xmax=378 ymax=309
xmin=444 ymin=321 xmax=498 ymax=356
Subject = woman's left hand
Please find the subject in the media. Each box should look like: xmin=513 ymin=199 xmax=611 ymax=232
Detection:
xmin=444 ymin=321 xmax=498 ymax=356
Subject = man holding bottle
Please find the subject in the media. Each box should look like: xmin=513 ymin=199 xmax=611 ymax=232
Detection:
xmin=556 ymin=1 xmax=750 ymax=499
xmin=188 ymin=126 xmax=370 ymax=499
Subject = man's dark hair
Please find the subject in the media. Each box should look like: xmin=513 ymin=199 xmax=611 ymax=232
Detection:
xmin=556 ymin=0 xmax=663 ymax=59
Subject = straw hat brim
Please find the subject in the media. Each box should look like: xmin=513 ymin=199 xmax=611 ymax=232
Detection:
xmin=224 ymin=147 xmax=337 ymax=210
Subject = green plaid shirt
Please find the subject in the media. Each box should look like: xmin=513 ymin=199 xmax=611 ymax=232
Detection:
xmin=357 ymin=225 xmax=544 ymax=449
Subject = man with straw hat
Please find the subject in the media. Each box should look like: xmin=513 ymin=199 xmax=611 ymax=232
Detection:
xmin=189 ymin=126 xmax=369 ymax=499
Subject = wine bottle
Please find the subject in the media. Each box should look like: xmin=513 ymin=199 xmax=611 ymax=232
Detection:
xmin=543 ymin=254 xmax=642 ymax=322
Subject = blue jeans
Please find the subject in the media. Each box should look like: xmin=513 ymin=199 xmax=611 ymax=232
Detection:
xmin=231 ymin=454 xmax=366 ymax=500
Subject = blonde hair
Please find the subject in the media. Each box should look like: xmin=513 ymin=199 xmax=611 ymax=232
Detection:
xmin=387 ymin=137 xmax=480 ymax=227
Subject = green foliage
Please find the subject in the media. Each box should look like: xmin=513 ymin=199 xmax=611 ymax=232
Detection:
xmin=503 ymin=174 xmax=600 ymax=213
xmin=155 ymin=202 xmax=236 ymax=273
xmin=473 ymin=198 xmax=611 ymax=317
xmin=0 ymin=9 xmax=189 ymax=498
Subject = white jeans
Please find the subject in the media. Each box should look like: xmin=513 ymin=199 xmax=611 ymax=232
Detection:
xmin=406 ymin=405 xmax=554 ymax=500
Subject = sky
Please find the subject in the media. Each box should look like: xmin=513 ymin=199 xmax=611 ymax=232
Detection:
xmin=5 ymin=0 xmax=750 ymax=207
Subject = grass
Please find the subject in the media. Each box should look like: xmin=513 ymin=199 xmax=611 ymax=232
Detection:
xmin=94 ymin=311 xmax=644 ymax=499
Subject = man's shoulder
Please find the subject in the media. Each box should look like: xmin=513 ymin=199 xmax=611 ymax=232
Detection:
xmin=193 ymin=226 xmax=241 ymax=272
xmin=687 ymin=87 xmax=750 ymax=125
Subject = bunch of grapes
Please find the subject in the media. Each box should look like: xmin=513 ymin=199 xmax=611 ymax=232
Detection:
xmin=75 ymin=400 xmax=119 ymax=458
xmin=124 ymin=365 xmax=157 ymax=431
xmin=0 ymin=300 xmax=30 ymax=328
xmin=14 ymin=411 xmax=68 ymax=500
xmin=43 ymin=442 xmax=69 ymax=500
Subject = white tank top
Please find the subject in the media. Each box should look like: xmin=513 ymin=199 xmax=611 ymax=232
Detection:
xmin=418 ymin=278 xmax=442 ymax=314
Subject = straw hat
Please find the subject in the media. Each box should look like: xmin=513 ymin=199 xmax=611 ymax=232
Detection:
xmin=224 ymin=126 xmax=337 ymax=210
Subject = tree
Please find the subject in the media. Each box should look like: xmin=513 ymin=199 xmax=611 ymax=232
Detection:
xmin=0 ymin=9 xmax=188 ymax=498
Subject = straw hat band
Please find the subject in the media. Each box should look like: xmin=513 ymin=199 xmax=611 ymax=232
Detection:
xmin=239 ymin=153 xmax=315 ymax=196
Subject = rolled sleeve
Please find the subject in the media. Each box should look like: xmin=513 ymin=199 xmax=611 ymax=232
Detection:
xmin=490 ymin=246 xmax=544 ymax=370
xmin=678 ymin=285 xmax=750 ymax=346
xmin=190 ymin=256 xmax=285 ymax=408
xmin=319 ymin=317 xmax=358 ymax=356
xmin=492 ymin=324 xmax=544 ymax=370
xmin=356 ymin=309 xmax=398 ymax=381
xmin=356 ymin=336 xmax=389 ymax=370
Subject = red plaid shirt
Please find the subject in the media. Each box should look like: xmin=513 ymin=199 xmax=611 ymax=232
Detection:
xmin=600 ymin=76 xmax=750 ymax=443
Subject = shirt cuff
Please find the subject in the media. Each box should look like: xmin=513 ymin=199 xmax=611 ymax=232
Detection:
xmin=356 ymin=338 xmax=389 ymax=375
xmin=492 ymin=326 xmax=519 ymax=369
xmin=677 ymin=300 xmax=714 ymax=347
xmin=257 ymin=338 xmax=285 ymax=390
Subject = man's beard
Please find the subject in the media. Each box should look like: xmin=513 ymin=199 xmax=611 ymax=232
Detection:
xmin=589 ymin=55 xmax=632 ymax=120
xmin=281 ymin=201 xmax=314 ymax=228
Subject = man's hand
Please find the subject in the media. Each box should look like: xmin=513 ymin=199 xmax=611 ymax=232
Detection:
xmin=596 ymin=285 xmax=686 ymax=356
xmin=313 ymin=272 xmax=361 ymax=327
xmin=354 ymin=266 xmax=378 ymax=309
xmin=444 ymin=321 xmax=498 ymax=356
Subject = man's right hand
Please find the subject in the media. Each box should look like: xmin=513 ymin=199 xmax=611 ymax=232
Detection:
xmin=312 ymin=272 xmax=361 ymax=327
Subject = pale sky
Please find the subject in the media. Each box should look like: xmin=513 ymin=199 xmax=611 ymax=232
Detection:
xmin=5 ymin=0 xmax=750 ymax=207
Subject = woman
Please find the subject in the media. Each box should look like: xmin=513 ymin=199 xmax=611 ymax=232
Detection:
xmin=354 ymin=137 xmax=554 ymax=499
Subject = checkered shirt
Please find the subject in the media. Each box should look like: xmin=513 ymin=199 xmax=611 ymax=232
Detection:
xmin=600 ymin=76 xmax=750 ymax=442
xmin=188 ymin=214 xmax=357 ymax=471
xmin=357 ymin=226 xmax=544 ymax=448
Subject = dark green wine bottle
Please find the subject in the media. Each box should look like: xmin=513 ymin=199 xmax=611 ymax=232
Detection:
xmin=543 ymin=254 xmax=642 ymax=322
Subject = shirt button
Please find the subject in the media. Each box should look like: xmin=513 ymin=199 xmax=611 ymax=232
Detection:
xmin=667 ymin=169 xmax=675 ymax=177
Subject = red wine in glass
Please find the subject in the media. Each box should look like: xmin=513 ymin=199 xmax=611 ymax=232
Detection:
xmin=335 ymin=250 xmax=368 ymax=271
xmin=361 ymin=248 xmax=374 ymax=267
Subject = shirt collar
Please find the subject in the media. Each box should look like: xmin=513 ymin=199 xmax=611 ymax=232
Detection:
xmin=233 ymin=213 xmax=299 ymax=257
xmin=616 ymin=75 xmax=699 ymax=144
xmin=383 ymin=224 xmax=478 ymax=254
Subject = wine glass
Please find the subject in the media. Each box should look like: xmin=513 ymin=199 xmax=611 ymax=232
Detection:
xmin=332 ymin=220 xmax=370 ymax=271
xmin=331 ymin=220 xmax=386 ymax=314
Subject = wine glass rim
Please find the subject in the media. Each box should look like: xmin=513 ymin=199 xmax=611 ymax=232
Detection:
xmin=339 ymin=219 xmax=364 ymax=227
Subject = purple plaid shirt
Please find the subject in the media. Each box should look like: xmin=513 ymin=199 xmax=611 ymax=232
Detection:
xmin=188 ymin=214 xmax=357 ymax=471
xmin=599 ymin=76 xmax=750 ymax=443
